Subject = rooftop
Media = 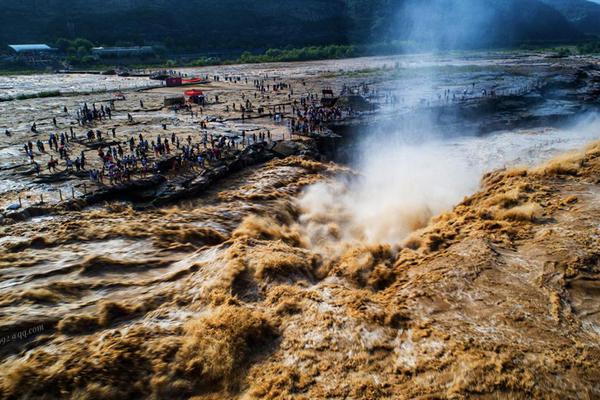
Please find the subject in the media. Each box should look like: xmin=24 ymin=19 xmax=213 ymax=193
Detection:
xmin=8 ymin=44 xmax=55 ymax=53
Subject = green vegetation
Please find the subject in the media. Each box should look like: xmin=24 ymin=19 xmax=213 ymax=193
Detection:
xmin=54 ymin=37 xmax=95 ymax=65
xmin=555 ymin=47 xmax=573 ymax=57
xmin=238 ymin=46 xmax=359 ymax=63
xmin=577 ymin=41 xmax=600 ymax=54
xmin=188 ymin=42 xmax=418 ymax=67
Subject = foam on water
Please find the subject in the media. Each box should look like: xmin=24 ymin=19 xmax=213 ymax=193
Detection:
xmin=299 ymin=114 xmax=600 ymax=245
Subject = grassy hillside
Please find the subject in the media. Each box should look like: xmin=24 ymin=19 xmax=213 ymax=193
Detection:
xmin=0 ymin=0 xmax=348 ymax=52
xmin=0 ymin=0 xmax=591 ymax=55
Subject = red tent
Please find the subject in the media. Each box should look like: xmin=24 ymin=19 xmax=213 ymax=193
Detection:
xmin=184 ymin=89 xmax=203 ymax=97
xmin=185 ymin=89 xmax=205 ymax=105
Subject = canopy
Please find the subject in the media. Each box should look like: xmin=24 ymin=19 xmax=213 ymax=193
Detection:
xmin=184 ymin=89 xmax=204 ymax=97
xmin=182 ymin=77 xmax=203 ymax=84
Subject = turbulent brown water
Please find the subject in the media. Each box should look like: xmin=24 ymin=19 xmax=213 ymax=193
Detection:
xmin=1 ymin=139 xmax=600 ymax=398
xmin=1 ymin=54 xmax=600 ymax=399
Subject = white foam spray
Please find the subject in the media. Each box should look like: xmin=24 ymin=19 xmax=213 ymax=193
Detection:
xmin=298 ymin=112 xmax=600 ymax=246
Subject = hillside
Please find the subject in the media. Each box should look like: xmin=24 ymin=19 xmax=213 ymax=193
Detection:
xmin=383 ymin=0 xmax=586 ymax=48
xmin=0 ymin=0 xmax=590 ymax=54
xmin=0 ymin=0 xmax=348 ymax=53
xmin=540 ymin=0 xmax=600 ymax=36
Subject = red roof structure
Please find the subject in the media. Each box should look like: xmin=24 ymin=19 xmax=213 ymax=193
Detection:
xmin=182 ymin=77 xmax=203 ymax=84
xmin=184 ymin=89 xmax=204 ymax=97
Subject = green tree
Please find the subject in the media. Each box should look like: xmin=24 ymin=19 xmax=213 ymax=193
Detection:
xmin=55 ymin=38 xmax=70 ymax=52
xmin=76 ymin=46 xmax=89 ymax=58
xmin=72 ymin=38 xmax=94 ymax=51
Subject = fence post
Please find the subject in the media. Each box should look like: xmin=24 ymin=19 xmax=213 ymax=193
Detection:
xmin=71 ymin=187 xmax=75 ymax=199
xmin=59 ymin=189 xmax=63 ymax=201
xmin=40 ymin=193 xmax=43 ymax=204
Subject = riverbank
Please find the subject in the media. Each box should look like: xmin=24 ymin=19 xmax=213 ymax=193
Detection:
xmin=2 ymin=52 xmax=600 ymax=215
xmin=0 ymin=139 xmax=317 ymax=224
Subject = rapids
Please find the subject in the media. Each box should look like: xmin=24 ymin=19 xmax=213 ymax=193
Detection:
xmin=1 ymin=131 xmax=600 ymax=398
xmin=1 ymin=54 xmax=600 ymax=398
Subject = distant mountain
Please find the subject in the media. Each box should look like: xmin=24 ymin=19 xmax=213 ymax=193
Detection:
xmin=353 ymin=0 xmax=586 ymax=48
xmin=0 ymin=0 xmax=590 ymax=54
xmin=0 ymin=0 xmax=349 ymax=52
xmin=539 ymin=0 xmax=600 ymax=36
xmin=343 ymin=0 xmax=586 ymax=48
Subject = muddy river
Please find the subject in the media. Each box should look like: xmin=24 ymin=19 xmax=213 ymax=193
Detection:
xmin=1 ymin=53 xmax=599 ymax=399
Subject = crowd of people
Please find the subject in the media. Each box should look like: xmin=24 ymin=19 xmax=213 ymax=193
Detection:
xmin=77 ymin=101 xmax=114 ymax=125
xmin=16 ymin=71 xmax=351 ymax=195
xmin=290 ymin=102 xmax=342 ymax=134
